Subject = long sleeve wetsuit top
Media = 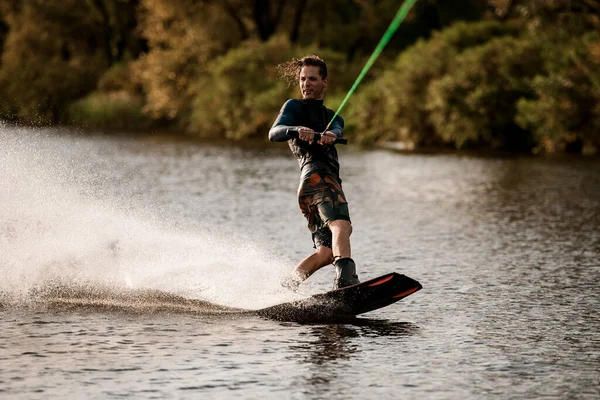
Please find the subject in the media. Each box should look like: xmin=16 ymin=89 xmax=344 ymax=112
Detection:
xmin=269 ymin=99 xmax=345 ymax=180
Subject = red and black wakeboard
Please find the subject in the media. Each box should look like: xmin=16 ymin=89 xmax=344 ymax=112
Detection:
xmin=256 ymin=272 xmax=422 ymax=323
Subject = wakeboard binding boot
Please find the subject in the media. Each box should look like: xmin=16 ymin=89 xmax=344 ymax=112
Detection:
xmin=333 ymin=257 xmax=360 ymax=289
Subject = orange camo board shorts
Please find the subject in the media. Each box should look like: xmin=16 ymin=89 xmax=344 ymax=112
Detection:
xmin=297 ymin=169 xmax=350 ymax=248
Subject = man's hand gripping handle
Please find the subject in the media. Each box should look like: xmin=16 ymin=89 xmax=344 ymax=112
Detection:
xmin=288 ymin=129 xmax=348 ymax=145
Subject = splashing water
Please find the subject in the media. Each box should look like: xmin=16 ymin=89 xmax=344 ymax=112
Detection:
xmin=0 ymin=127 xmax=297 ymax=311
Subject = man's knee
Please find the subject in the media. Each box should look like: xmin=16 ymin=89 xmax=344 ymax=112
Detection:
xmin=328 ymin=219 xmax=352 ymax=237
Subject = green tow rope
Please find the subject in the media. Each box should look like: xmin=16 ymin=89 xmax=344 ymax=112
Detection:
xmin=324 ymin=0 xmax=419 ymax=132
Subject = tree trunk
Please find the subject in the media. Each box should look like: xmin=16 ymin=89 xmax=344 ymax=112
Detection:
xmin=290 ymin=0 xmax=306 ymax=43
xmin=253 ymin=0 xmax=286 ymax=41
xmin=88 ymin=0 xmax=115 ymax=64
xmin=222 ymin=1 xmax=250 ymax=40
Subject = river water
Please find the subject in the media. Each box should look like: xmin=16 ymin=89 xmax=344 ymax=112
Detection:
xmin=1 ymin=127 xmax=599 ymax=399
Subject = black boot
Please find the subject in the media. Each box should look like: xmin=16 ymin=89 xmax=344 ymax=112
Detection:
xmin=333 ymin=258 xmax=360 ymax=289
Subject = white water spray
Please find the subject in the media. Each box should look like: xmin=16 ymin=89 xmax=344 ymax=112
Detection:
xmin=0 ymin=126 xmax=298 ymax=310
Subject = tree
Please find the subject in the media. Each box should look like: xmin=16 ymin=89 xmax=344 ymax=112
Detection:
xmin=86 ymin=0 xmax=147 ymax=65
xmin=0 ymin=0 xmax=144 ymax=123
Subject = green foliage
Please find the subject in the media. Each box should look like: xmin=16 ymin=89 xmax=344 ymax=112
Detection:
xmin=67 ymin=62 xmax=150 ymax=130
xmin=516 ymin=31 xmax=600 ymax=154
xmin=97 ymin=62 xmax=141 ymax=95
xmin=0 ymin=1 xmax=108 ymax=124
xmin=67 ymin=91 xmax=150 ymax=130
xmin=132 ymin=0 xmax=247 ymax=123
xmin=426 ymin=35 xmax=543 ymax=150
xmin=348 ymin=17 xmax=599 ymax=154
xmin=0 ymin=0 xmax=143 ymax=124
xmin=0 ymin=0 xmax=597 ymax=154
xmin=188 ymin=36 xmax=348 ymax=140
xmin=348 ymin=20 xmax=522 ymax=146
xmin=0 ymin=0 xmax=488 ymax=131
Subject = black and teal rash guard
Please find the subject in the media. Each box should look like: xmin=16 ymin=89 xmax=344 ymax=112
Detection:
xmin=269 ymin=98 xmax=344 ymax=180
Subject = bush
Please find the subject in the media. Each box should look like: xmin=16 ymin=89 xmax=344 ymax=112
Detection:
xmin=426 ymin=35 xmax=543 ymax=150
xmin=516 ymin=31 xmax=600 ymax=154
xmin=347 ymin=18 xmax=600 ymax=154
xmin=347 ymin=20 xmax=521 ymax=146
xmin=67 ymin=91 xmax=150 ymax=130
xmin=97 ymin=63 xmax=142 ymax=95
xmin=66 ymin=62 xmax=152 ymax=130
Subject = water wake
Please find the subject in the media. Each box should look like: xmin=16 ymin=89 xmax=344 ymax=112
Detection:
xmin=16 ymin=278 xmax=247 ymax=315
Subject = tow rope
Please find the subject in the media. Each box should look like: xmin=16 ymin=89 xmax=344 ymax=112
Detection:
xmin=324 ymin=0 xmax=420 ymax=133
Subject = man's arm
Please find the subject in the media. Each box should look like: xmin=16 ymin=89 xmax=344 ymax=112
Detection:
xmin=269 ymin=99 xmax=302 ymax=142
xmin=326 ymin=114 xmax=344 ymax=138
xmin=318 ymin=111 xmax=344 ymax=145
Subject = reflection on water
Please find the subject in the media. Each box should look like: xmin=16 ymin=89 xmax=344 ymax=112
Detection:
xmin=286 ymin=320 xmax=419 ymax=398
xmin=291 ymin=320 xmax=418 ymax=364
xmin=1 ymin=129 xmax=599 ymax=399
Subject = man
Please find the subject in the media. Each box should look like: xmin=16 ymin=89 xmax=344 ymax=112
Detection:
xmin=269 ymin=55 xmax=360 ymax=290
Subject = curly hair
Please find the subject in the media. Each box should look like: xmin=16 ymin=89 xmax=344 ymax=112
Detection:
xmin=277 ymin=55 xmax=328 ymax=86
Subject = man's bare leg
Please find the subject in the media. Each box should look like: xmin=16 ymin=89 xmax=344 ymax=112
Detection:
xmin=282 ymin=246 xmax=333 ymax=291
xmin=328 ymin=219 xmax=359 ymax=288
xmin=328 ymin=219 xmax=352 ymax=259
xmin=294 ymin=245 xmax=333 ymax=280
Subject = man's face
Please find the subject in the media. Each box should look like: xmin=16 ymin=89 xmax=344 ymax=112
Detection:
xmin=299 ymin=66 xmax=327 ymax=100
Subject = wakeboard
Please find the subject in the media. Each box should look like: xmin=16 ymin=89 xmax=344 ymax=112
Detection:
xmin=257 ymin=272 xmax=422 ymax=323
